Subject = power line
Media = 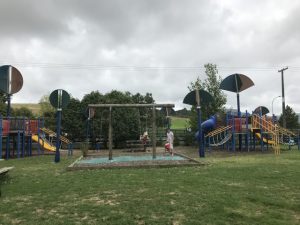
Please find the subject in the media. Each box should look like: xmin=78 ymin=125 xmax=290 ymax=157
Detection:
xmin=1 ymin=60 xmax=300 ymax=72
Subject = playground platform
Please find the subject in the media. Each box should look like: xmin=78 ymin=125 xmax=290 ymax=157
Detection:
xmin=67 ymin=149 xmax=202 ymax=170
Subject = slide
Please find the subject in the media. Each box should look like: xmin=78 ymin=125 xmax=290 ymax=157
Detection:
xmin=195 ymin=115 xmax=217 ymax=139
xmin=201 ymin=115 xmax=217 ymax=132
xmin=252 ymin=130 xmax=275 ymax=145
xmin=32 ymin=135 xmax=56 ymax=152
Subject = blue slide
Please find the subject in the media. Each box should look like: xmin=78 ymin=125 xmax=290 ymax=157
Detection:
xmin=201 ymin=115 xmax=217 ymax=132
xmin=195 ymin=115 xmax=217 ymax=139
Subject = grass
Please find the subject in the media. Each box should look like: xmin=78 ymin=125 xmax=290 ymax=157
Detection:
xmin=0 ymin=149 xmax=300 ymax=225
xmin=12 ymin=103 xmax=40 ymax=116
xmin=170 ymin=116 xmax=189 ymax=129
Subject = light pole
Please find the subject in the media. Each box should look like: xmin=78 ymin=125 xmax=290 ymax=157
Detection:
xmin=272 ymin=95 xmax=281 ymax=116
xmin=278 ymin=67 xmax=288 ymax=128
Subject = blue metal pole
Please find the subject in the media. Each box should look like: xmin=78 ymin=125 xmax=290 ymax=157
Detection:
xmin=197 ymin=106 xmax=204 ymax=157
xmin=6 ymin=117 xmax=10 ymax=159
xmin=22 ymin=117 xmax=25 ymax=157
xmin=259 ymin=110 xmax=263 ymax=151
xmin=226 ymin=112 xmax=229 ymax=151
xmin=17 ymin=131 xmax=20 ymax=158
xmin=0 ymin=115 xmax=2 ymax=159
xmin=29 ymin=135 xmax=32 ymax=156
xmin=7 ymin=94 xmax=11 ymax=117
xmin=55 ymin=110 xmax=62 ymax=163
xmin=298 ymin=130 xmax=300 ymax=150
xmin=37 ymin=118 xmax=41 ymax=155
xmin=232 ymin=115 xmax=235 ymax=151
xmin=237 ymin=93 xmax=242 ymax=151
xmin=0 ymin=115 xmax=3 ymax=159
xmin=246 ymin=110 xmax=249 ymax=152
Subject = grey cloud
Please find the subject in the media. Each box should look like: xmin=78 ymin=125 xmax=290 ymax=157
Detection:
xmin=1 ymin=0 xmax=300 ymax=113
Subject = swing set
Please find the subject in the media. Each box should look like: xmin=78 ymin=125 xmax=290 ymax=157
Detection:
xmin=88 ymin=103 xmax=175 ymax=160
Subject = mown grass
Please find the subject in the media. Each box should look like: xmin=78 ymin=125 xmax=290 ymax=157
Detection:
xmin=0 ymin=149 xmax=300 ymax=225
xmin=170 ymin=116 xmax=189 ymax=129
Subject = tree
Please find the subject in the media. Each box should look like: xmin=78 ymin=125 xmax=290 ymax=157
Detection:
xmin=78 ymin=90 xmax=158 ymax=148
xmin=279 ymin=105 xmax=299 ymax=129
xmin=0 ymin=92 xmax=8 ymax=116
xmin=12 ymin=106 xmax=34 ymax=118
xmin=62 ymin=97 xmax=85 ymax=140
xmin=203 ymin=64 xmax=227 ymax=116
xmin=39 ymin=94 xmax=56 ymax=130
xmin=188 ymin=63 xmax=227 ymax=131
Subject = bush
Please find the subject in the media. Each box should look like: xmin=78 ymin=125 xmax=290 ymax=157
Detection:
xmin=184 ymin=133 xmax=196 ymax=146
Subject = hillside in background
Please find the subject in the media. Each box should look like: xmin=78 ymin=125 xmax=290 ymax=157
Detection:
xmin=170 ymin=116 xmax=190 ymax=129
xmin=174 ymin=108 xmax=191 ymax=117
xmin=12 ymin=103 xmax=41 ymax=116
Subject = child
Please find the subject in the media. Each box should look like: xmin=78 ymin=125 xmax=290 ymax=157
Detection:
xmin=166 ymin=128 xmax=174 ymax=156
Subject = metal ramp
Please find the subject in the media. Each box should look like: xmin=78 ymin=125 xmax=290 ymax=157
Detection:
xmin=40 ymin=127 xmax=72 ymax=145
xmin=205 ymin=125 xmax=232 ymax=147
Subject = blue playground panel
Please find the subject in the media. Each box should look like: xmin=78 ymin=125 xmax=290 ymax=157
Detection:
xmin=78 ymin=155 xmax=186 ymax=165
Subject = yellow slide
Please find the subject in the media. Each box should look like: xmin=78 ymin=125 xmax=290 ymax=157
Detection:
xmin=32 ymin=135 xmax=56 ymax=152
xmin=254 ymin=132 xmax=275 ymax=145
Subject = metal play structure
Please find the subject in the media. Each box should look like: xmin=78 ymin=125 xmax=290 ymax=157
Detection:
xmin=0 ymin=66 xmax=73 ymax=160
xmin=188 ymin=73 xmax=299 ymax=157
xmin=201 ymin=105 xmax=300 ymax=156
xmin=0 ymin=116 xmax=73 ymax=160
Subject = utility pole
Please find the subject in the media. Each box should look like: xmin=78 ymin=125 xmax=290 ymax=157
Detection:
xmin=278 ymin=67 xmax=288 ymax=128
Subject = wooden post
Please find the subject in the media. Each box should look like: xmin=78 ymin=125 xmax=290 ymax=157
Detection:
xmin=152 ymin=106 xmax=156 ymax=159
xmin=108 ymin=106 xmax=113 ymax=160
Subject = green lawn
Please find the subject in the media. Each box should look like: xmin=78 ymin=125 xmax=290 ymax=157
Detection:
xmin=0 ymin=149 xmax=300 ymax=225
xmin=170 ymin=116 xmax=189 ymax=129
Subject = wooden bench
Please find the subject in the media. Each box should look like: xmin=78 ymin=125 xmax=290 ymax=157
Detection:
xmin=0 ymin=167 xmax=14 ymax=197
xmin=126 ymin=140 xmax=150 ymax=152
xmin=0 ymin=167 xmax=14 ymax=175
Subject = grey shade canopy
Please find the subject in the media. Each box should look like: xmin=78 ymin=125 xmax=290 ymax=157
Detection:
xmin=253 ymin=106 xmax=270 ymax=115
xmin=220 ymin=73 xmax=254 ymax=93
xmin=183 ymin=89 xmax=213 ymax=106
xmin=49 ymin=89 xmax=70 ymax=109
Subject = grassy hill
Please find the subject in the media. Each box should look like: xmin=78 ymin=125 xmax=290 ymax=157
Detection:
xmin=170 ymin=116 xmax=190 ymax=129
xmin=11 ymin=103 xmax=41 ymax=115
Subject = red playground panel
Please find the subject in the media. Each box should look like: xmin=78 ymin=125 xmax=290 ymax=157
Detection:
xmin=2 ymin=120 xmax=10 ymax=136
xmin=29 ymin=120 xmax=39 ymax=135
xmin=229 ymin=118 xmax=247 ymax=132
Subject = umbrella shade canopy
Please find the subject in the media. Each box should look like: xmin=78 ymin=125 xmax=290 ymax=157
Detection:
xmin=183 ymin=89 xmax=213 ymax=106
xmin=220 ymin=74 xmax=254 ymax=93
xmin=253 ymin=106 xmax=270 ymax=116
xmin=0 ymin=65 xmax=23 ymax=94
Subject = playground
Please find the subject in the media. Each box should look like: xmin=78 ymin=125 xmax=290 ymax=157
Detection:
xmin=0 ymin=66 xmax=299 ymax=224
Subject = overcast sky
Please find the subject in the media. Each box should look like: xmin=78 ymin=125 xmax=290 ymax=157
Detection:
xmin=1 ymin=0 xmax=299 ymax=115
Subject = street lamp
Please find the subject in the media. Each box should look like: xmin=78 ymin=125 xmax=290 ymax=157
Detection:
xmin=272 ymin=95 xmax=281 ymax=116
xmin=278 ymin=67 xmax=288 ymax=128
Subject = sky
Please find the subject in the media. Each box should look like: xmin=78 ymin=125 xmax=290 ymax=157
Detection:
xmin=0 ymin=0 xmax=299 ymax=115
